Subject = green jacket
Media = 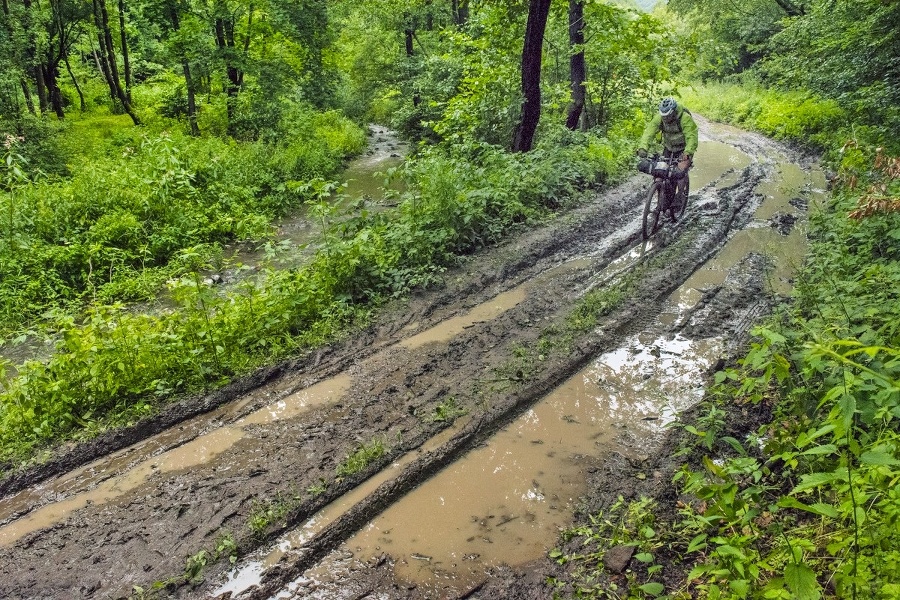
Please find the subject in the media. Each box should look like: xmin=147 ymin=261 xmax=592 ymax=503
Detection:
xmin=639 ymin=106 xmax=699 ymax=156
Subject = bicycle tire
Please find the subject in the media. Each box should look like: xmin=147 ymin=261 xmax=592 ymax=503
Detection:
xmin=670 ymin=175 xmax=688 ymax=222
xmin=643 ymin=181 xmax=662 ymax=239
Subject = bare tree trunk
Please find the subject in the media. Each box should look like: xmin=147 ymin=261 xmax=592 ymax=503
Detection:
xmin=90 ymin=37 xmax=116 ymax=104
xmin=452 ymin=0 xmax=468 ymax=26
xmin=20 ymin=80 xmax=36 ymax=115
xmin=215 ymin=15 xmax=244 ymax=129
xmin=117 ymin=0 xmax=132 ymax=102
xmin=44 ymin=64 xmax=65 ymax=118
xmin=565 ymin=0 xmax=585 ymax=130
xmin=21 ymin=0 xmax=48 ymax=115
xmin=95 ymin=0 xmax=140 ymax=124
xmin=33 ymin=65 xmax=49 ymax=114
xmin=170 ymin=7 xmax=199 ymax=135
xmin=773 ymin=0 xmax=803 ymax=16
xmin=64 ymin=55 xmax=86 ymax=111
xmin=512 ymin=0 xmax=551 ymax=152
xmin=405 ymin=27 xmax=414 ymax=56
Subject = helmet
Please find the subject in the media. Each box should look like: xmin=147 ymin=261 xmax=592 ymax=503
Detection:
xmin=659 ymin=97 xmax=677 ymax=118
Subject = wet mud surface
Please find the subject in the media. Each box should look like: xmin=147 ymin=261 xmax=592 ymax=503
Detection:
xmin=0 ymin=118 xmax=826 ymax=599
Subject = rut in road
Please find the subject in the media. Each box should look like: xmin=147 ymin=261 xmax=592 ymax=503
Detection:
xmin=0 ymin=119 xmax=825 ymax=600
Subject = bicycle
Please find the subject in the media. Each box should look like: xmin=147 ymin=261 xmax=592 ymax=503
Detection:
xmin=639 ymin=153 xmax=689 ymax=239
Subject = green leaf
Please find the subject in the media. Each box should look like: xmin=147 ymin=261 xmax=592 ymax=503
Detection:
xmin=687 ymin=533 xmax=708 ymax=553
xmin=859 ymin=449 xmax=900 ymax=466
xmin=729 ymin=579 xmax=750 ymax=596
xmin=792 ymin=471 xmax=841 ymax=493
xmin=801 ymin=444 xmax=838 ymax=456
xmin=635 ymin=552 xmax=654 ymax=563
xmin=778 ymin=496 xmax=839 ymax=518
xmin=784 ymin=563 xmax=820 ymax=600
xmin=638 ymin=582 xmax=665 ymax=596
xmin=716 ymin=544 xmax=747 ymax=560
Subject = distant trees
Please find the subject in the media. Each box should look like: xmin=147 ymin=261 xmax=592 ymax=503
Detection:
xmin=0 ymin=0 xmax=335 ymax=134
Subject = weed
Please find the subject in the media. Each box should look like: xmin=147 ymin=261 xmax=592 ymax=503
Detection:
xmin=214 ymin=532 xmax=238 ymax=565
xmin=428 ymin=396 xmax=467 ymax=423
xmin=183 ymin=549 xmax=209 ymax=584
xmin=548 ymin=496 xmax=669 ymax=599
xmin=247 ymin=490 xmax=303 ymax=536
xmin=336 ymin=437 xmax=386 ymax=478
xmin=306 ymin=478 xmax=328 ymax=496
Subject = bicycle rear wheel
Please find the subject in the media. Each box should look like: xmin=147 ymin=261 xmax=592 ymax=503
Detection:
xmin=643 ymin=181 xmax=663 ymax=239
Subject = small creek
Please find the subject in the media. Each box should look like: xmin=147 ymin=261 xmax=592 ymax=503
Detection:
xmin=0 ymin=125 xmax=407 ymax=373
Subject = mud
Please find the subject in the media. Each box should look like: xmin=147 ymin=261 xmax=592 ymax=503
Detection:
xmin=0 ymin=117 xmax=824 ymax=600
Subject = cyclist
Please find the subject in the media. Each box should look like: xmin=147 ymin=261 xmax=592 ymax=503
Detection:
xmin=636 ymin=97 xmax=698 ymax=180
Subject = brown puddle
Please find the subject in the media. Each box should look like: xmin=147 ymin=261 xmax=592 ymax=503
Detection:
xmin=214 ymin=421 xmax=471 ymax=596
xmin=0 ymin=375 xmax=351 ymax=548
xmin=683 ymin=156 xmax=826 ymax=297
xmin=283 ymin=333 xmax=720 ymax=598
xmin=690 ymin=140 xmax=753 ymax=192
xmin=401 ymin=289 xmax=528 ymax=350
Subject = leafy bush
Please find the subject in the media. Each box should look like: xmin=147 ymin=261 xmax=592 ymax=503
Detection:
xmin=0 ymin=110 xmax=365 ymax=335
xmin=680 ymin=82 xmax=845 ymax=148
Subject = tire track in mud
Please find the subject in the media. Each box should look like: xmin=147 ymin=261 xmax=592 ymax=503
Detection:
xmin=0 ymin=121 xmax=815 ymax=600
xmin=210 ymin=147 xmax=772 ymax=600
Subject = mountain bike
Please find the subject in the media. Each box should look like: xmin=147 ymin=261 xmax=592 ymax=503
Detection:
xmin=640 ymin=154 xmax=689 ymax=239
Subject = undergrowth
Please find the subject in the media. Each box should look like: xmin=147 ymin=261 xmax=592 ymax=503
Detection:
xmin=0 ymin=131 xmax=631 ymax=472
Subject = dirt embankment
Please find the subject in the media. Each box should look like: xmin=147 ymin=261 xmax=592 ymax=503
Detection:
xmin=0 ymin=119 xmax=824 ymax=600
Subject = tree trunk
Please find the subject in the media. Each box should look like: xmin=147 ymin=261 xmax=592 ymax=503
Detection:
xmin=44 ymin=64 xmax=65 ymax=118
xmin=405 ymin=28 xmax=414 ymax=56
xmin=512 ymin=0 xmax=551 ymax=152
xmin=20 ymin=80 xmax=36 ymax=115
xmin=215 ymin=16 xmax=243 ymax=128
xmin=95 ymin=0 xmax=140 ymax=124
xmin=565 ymin=0 xmax=585 ymax=130
xmin=64 ymin=55 xmax=86 ymax=111
xmin=170 ymin=7 xmax=199 ymax=136
xmin=117 ymin=0 xmax=132 ymax=102
xmin=21 ymin=0 xmax=48 ymax=115
xmin=452 ymin=0 xmax=469 ymax=26
xmin=91 ymin=33 xmax=118 ymax=104
xmin=773 ymin=0 xmax=803 ymax=17
xmin=33 ymin=66 xmax=49 ymax=114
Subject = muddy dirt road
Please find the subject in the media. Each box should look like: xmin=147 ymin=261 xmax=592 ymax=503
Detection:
xmin=0 ymin=119 xmax=826 ymax=599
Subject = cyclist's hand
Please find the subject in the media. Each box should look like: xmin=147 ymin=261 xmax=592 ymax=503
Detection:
xmin=680 ymin=153 xmax=692 ymax=163
xmin=637 ymin=148 xmax=648 ymax=158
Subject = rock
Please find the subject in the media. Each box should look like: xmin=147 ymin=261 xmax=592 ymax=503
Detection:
xmin=603 ymin=545 xmax=635 ymax=574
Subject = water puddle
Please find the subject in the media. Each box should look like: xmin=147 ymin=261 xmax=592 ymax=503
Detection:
xmin=690 ymin=140 xmax=753 ymax=192
xmin=688 ymin=158 xmax=826 ymax=296
xmin=214 ymin=420 xmax=470 ymax=596
xmin=0 ymin=375 xmax=351 ymax=548
xmin=286 ymin=333 xmax=719 ymax=597
xmin=401 ymin=289 xmax=527 ymax=350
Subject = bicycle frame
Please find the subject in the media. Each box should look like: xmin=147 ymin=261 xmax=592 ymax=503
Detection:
xmin=641 ymin=154 xmax=689 ymax=239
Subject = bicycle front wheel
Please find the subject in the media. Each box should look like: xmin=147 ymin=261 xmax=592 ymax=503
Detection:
xmin=643 ymin=181 xmax=663 ymax=239
xmin=671 ymin=175 xmax=689 ymax=221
